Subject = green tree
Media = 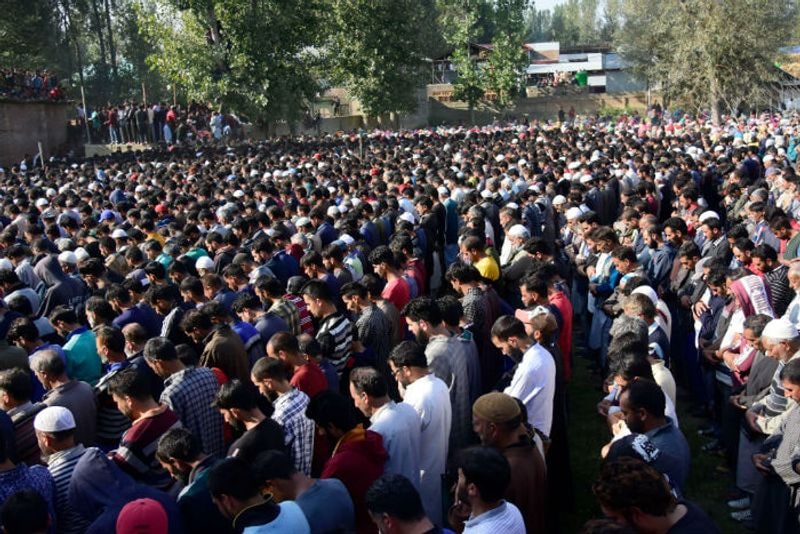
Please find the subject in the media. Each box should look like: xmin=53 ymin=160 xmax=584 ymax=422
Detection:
xmin=615 ymin=0 xmax=798 ymax=122
xmin=485 ymin=0 xmax=527 ymax=110
xmin=524 ymin=6 xmax=553 ymax=42
xmin=138 ymin=0 xmax=321 ymax=126
xmin=325 ymin=0 xmax=427 ymax=120
xmin=438 ymin=0 xmax=486 ymax=122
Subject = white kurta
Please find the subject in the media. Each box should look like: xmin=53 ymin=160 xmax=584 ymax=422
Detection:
xmin=403 ymin=374 xmax=452 ymax=526
xmin=505 ymin=342 xmax=556 ymax=436
xmin=370 ymin=401 xmax=422 ymax=489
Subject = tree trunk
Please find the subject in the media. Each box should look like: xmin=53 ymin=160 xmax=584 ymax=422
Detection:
xmin=90 ymin=0 xmax=108 ymax=80
xmin=103 ymin=0 xmax=118 ymax=81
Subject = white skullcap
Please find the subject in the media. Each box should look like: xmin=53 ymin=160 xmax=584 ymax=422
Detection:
xmin=699 ymin=211 xmax=720 ymax=223
xmin=399 ymin=212 xmax=416 ymax=224
xmin=580 ymin=175 xmax=594 ymax=184
xmin=568 ymin=161 xmax=581 ymax=170
xmin=35 ymin=198 xmax=48 ymax=207
xmin=58 ymin=251 xmax=77 ymax=265
xmin=762 ymin=318 xmax=799 ymax=341
xmin=34 ymin=406 xmax=76 ymax=433
xmin=553 ymin=195 xmax=567 ymax=205
xmin=340 ymin=234 xmax=355 ymax=245
xmin=295 ymin=217 xmax=312 ymax=228
xmin=326 ymin=206 xmax=340 ymax=218
xmin=111 ymin=229 xmax=128 ymax=239
xmin=437 ymin=186 xmax=450 ymax=197
xmin=507 ymin=224 xmax=530 ymax=238
xmin=74 ymin=247 xmax=90 ymax=263
xmin=0 ymin=259 xmax=12 ymax=271
xmin=632 ymin=286 xmax=658 ymax=306
xmin=506 ymin=202 xmax=519 ymax=210
xmin=480 ymin=189 xmax=493 ymax=199
xmin=566 ymin=207 xmax=583 ymax=220
xmin=195 ymin=256 xmax=214 ymax=271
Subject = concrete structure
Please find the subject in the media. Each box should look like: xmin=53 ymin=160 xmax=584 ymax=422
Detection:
xmin=0 ymin=99 xmax=73 ymax=166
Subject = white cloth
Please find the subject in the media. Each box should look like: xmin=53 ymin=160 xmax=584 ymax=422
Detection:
xmin=370 ymin=401 xmax=422 ymax=489
xmin=402 ymin=374 xmax=452 ymax=526
xmin=504 ymin=342 xmax=555 ymax=436
xmin=463 ymin=501 xmax=526 ymax=534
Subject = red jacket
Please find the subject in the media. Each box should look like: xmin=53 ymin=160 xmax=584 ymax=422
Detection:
xmin=549 ymin=291 xmax=573 ymax=381
xmin=321 ymin=427 xmax=387 ymax=534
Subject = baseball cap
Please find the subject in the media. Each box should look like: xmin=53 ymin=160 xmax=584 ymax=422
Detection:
xmin=116 ymin=498 xmax=168 ymax=534
xmin=34 ymin=406 xmax=76 ymax=433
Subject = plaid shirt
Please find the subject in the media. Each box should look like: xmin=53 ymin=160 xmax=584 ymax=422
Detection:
xmin=461 ymin=286 xmax=488 ymax=336
xmin=269 ymin=298 xmax=301 ymax=336
xmin=284 ymin=293 xmax=315 ymax=335
xmin=160 ymin=366 xmax=225 ymax=457
xmin=272 ymin=388 xmax=314 ymax=475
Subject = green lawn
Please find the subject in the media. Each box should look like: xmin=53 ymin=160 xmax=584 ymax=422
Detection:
xmin=563 ymin=357 xmax=748 ymax=533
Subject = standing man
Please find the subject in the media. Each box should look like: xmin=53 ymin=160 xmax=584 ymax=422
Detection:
xmin=388 ymin=341 xmax=451 ymax=526
xmin=266 ymin=332 xmax=328 ymax=399
xmin=341 ymin=282 xmax=391 ymax=373
xmin=302 ymin=280 xmax=352 ymax=377
xmin=49 ymin=306 xmax=102 ymax=386
xmin=143 ymin=337 xmax=225 ymax=457
xmin=349 ymin=367 xmax=421 ymax=488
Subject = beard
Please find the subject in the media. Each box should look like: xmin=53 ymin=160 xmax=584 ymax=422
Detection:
xmin=414 ymin=330 xmax=429 ymax=346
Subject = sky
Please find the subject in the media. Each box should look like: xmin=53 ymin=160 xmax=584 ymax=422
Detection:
xmin=535 ymin=0 xmax=565 ymax=11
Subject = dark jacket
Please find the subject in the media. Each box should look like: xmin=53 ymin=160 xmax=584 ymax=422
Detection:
xmin=69 ymin=447 xmax=184 ymax=534
xmin=35 ymin=256 xmax=87 ymax=318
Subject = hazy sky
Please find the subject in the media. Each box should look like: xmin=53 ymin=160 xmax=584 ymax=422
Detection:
xmin=535 ymin=0 xmax=565 ymax=11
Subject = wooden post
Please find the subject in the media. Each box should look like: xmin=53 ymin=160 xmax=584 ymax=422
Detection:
xmin=173 ymin=84 xmax=177 ymax=107
xmin=80 ymin=85 xmax=91 ymax=144
xmin=142 ymin=82 xmax=147 ymax=106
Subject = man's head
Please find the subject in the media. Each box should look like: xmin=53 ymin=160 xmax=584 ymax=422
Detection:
xmin=47 ymin=306 xmax=79 ymax=338
xmin=349 ymin=367 xmax=389 ymax=418
xmin=95 ymin=325 xmax=126 ymax=363
xmin=490 ymin=315 xmax=529 ymax=357
xmin=401 ymin=297 xmax=442 ymax=345
xmin=156 ymin=427 xmax=205 ymax=486
xmin=122 ymin=323 xmax=148 ymax=356
xmin=618 ymin=379 xmax=666 ymax=434
xmin=366 ymin=474 xmax=429 ymax=534
xmin=592 ymin=458 xmax=677 ymax=529
xmin=471 ymin=392 xmax=524 ymax=447
xmin=751 ymin=244 xmax=779 ymax=274
xmin=7 ymin=318 xmax=41 ymax=354
xmin=180 ymin=309 xmax=214 ymax=343
xmin=29 ymin=349 xmax=67 ymax=390
xmin=742 ymin=314 xmax=771 ymax=353
xmin=0 ymin=368 xmax=32 ymax=411
xmin=445 ymin=263 xmax=482 ymax=294
xmin=212 ymin=379 xmax=263 ymax=429
xmin=300 ymin=279 xmax=333 ymax=319
xmin=622 ymin=293 xmax=656 ymax=325
xmin=208 ymin=457 xmax=261 ymax=520
xmin=106 ymin=367 xmax=155 ymax=420
xmin=305 ymin=390 xmax=358 ymax=442
xmin=252 ymin=450 xmax=299 ymax=502
xmin=368 ymin=246 xmax=397 ymax=279
xmin=341 ymin=282 xmax=370 ymax=314
xmin=519 ymin=275 xmax=548 ymax=307
xmin=143 ymin=337 xmax=179 ymax=378
xmin=250 ymin=357 xmax=290 ymax=399
xmin=33 ymin=406 xmax=76 ymax=456
xmin=781 ymin=358 xmax=800 ymax=404
xmin=387 ymin=341 xmax=427 ymax=388
xmin=761 ymin=318 xmax=800 ymax=362
xmin=453 ymin=446 xmax=511 ymax=509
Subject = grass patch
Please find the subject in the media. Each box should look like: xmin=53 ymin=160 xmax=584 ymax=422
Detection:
xmin=563 ymin=357 xmax=748 ymax=533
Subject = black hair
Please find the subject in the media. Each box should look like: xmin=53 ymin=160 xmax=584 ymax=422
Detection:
xmin=251 ymin=357 xmax=289 ymax=382
xmin=301 ymin=278 xmax=332 ymax=301
xmin=780 ymin=358 xmax=800 ymax=385
xmin=401 ymin=297 xmax=442 ymax=325
xmin=1 ymin=490 xmax=50 ymax=534
xmin=143 ymin=336 xmax=178 ymax=361
xmin=455 ymin=446 xmax=511 ymax=503
xmin=156 ymin=427 xmax=204 ymax=463
xmin=107 ymin=366 xmax=153 ymax=402
xmin=365 ymin=474 xmax=426 ymax=522
xmin=388 ymin=341 xmax=427 ymax=369
xmin=624 ymin=379 xmax=666 ymax=418
xmin=305 ymin=390 xmax=358 ymax=432
xmin=490 ymin=315 xmax=527 ymax=341
xmin=349 ymin=367 xmax=388 ymax=397
xmin=208 ymin=457 xmax=260 ymax=500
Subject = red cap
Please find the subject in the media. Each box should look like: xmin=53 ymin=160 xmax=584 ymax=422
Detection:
xmin=155 ymin=204 xmax=168 ymax=215
xmin=116 ymin=498 xmax=168 ymax=534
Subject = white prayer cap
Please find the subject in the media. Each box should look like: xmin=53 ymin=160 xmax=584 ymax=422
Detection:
xmin=110 ymin=229 xmax=128 ymax=239
xmin=195 ymin=256 xmax=214 ymax=271
xmin=507 ymin=224 xmax=530 ymax=238
xmin=632 ymin=285 xmax=658 ymax=306
xmin=480 ymin=189 xmax=493 ymax=199
xmin=566 ymin=207 xmax=583 ymax=220
xmin=74 ymin=247 xmax=90 ymax=263
xmin=295 ymin=217 xmax=312 ymax=228
xmin=698 ymin=211 xmax=720 ymax=223
xmin=553 ymin=195 xmax=567 ymax=206
xmin=762 ymin=318 xmax=799 ymax=341
xmin=399 ymin=212 xmax=416 ymax=224
xmin=58 ymin=251 xmax=77 ymax=265
xmin=0 ymin=259 xmax=12 ymax=271
xmin=34 ymin=406 xmax=76 ymax=432
xmin=326 ymin=206 xmax=340 ymax=218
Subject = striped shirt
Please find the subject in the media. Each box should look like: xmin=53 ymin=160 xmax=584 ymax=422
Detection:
xmin=95 ymin=368 xmax=133 ymax=445
xmin=272 ymin=388 xmax=314 ymax=475
xmin=112 ymin=405 xmax=181 ymax=489
xmin=8 ymin=402 xmax=45 ymax=466
xmin=316 ymin=312 xmax=352 ymax=373
xmin=284 ymin=293 xmax=315 ymax=335
xmin=161 ymin=366 xmax=225 ymax=457
xmin=47 ymin=444 xmax=90 ymax=534
xmin=355 ymin=305 xmax=391 ymax=370
xmin=765 ymin=264 xmax=793 ymax=316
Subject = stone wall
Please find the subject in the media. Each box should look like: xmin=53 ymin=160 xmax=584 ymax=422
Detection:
xmin=0 ymin=99 xmax=73 ymax=166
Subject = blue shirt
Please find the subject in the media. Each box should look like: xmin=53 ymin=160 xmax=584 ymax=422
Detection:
xmin=254 ymin=314 xmax=289 ymax=345
xmin=112 ymin=305 xmax=163 ymax=338
xmin=645 ymin=417 xmax=690 ymax=491
xmin=295 ymin=479 xmax=354 ymax=534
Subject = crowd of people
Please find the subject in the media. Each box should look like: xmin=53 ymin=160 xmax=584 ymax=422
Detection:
xmin=77 ymin=102 xmax=242 ymax=146
xmin=0 ymin=68 xmax=63 ymax=101
xmin=0 ymin=108 xmax=799 ymax=533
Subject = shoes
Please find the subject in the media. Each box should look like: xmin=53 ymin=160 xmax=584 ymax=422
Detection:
xmin=730 ymin=509 xmax=752 ymax=522
xmin=727 ymin=496 xmax=751 ymax=510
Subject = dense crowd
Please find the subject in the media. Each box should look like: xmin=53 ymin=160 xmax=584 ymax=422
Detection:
xmin=0 ymin=68 xmax=63 ymax=101
xmin=78 ymin=102 xmax=243 ymax=146
xmin=1 ymin=109 xmax=800 ymax=533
